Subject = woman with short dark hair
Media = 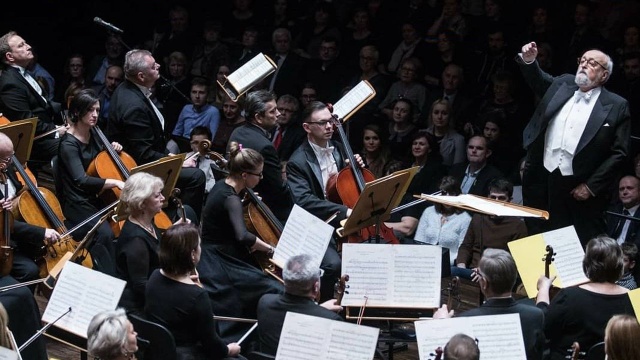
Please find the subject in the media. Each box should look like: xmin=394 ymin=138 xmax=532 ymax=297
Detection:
xmin=536 ymin=236 xmax=634 ymax=360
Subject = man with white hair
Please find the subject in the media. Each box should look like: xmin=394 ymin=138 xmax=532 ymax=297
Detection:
xmin=518 ymin=42 xmax=630 ymax=245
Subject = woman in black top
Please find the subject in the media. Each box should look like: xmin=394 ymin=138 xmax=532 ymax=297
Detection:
xmin=198 ymin=141 xmax=282 ymax=341
xmin=146 ymin=223 xmax=242 ymax=360
xmin=57 ymin=89 xmax=124 ymax=274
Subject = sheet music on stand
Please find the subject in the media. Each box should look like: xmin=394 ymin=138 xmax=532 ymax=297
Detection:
xmin=42 ymin=262 xmax=126 ymax=338
xmin=217 ymin=53 xmax=276 ymax=101
xmin=341 ymin=243 xmax=441 ymax=310
xmin=331 ymin=80 xmax=376 ymax=121
xmin=415 ymin=313 xmax=526 ymax=360
xmin=0 ymin=344 xmax=18 ymax=360
xmin=275 ymin=312 xmax=379 ymax=360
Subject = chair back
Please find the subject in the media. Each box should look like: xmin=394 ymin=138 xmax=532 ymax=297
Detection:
xmin=129 ymin=314 xmax=177 ymax=360
xmin=585 ymin=341 xmax=605 ymax=360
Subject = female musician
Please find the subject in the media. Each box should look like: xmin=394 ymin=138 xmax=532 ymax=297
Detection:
xmin=413 ymin=176 xmax=471 ymax=264
xmin=57 ymin=89 xmax=124 ymax=274
xmin=115 ymin=172 xmax=184 ymax=312
xmin=536 ymin=236 xmax=635 ymax=360
xmin=145 ymin=223 xmax=242 ymax=359
xmin=605 ymin=314 xmax=640 ymax=360
xmin=198 ymin=142 xmax=282 ymax=339
xmin=87 ymin=308 xmax=138 ymax=360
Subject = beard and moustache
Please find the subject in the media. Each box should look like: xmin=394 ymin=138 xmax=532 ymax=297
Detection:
xmin=575 ymin=69 xmax=596 ymax=88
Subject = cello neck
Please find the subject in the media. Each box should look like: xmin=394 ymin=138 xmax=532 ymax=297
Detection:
xmin=331 ymin=114 xmax=366 ymax=191
xmin=11 ymin=156 xmax=65 ymax=231
xmin=92 ymin=126 xmax=130 ymax=178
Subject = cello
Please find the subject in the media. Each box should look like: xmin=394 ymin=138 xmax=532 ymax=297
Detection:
xmin=324 ymin=104 xmax=399 ymax=244
xmin=243 ymin=188 xmax=283 ymax=281
xmin=11 ymin=155 xmax=93 ymax=277
xmin=87 ymin=125 xmax=172 ymax=232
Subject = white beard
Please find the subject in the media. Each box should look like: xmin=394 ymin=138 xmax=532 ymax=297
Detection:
xmin=575 ymin=71 xmax=595 ymax=88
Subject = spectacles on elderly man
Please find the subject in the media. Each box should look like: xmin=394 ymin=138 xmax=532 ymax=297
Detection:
xmin=577 ymin=57 xmax=607 ymax=71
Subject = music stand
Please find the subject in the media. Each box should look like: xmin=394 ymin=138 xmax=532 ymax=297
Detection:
xmin=115 ymin=154 xmax=184 ymax=221
xmin=0 ymin=118 xmax=38 ymax=165
xmin=339 ymin=168 xmax=417 ymax=243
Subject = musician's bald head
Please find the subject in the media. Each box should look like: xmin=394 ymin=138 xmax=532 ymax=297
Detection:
xmin=444 ymin=333 xmax=480 ymax=360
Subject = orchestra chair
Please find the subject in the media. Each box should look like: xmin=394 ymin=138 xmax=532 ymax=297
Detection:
xmin=129 ymin=313 xmax=177 ymax=360
xmin=247 ymin=350 xmax=276 ymax=360
xmin=585 ymin=342 xmax=605 ymax=360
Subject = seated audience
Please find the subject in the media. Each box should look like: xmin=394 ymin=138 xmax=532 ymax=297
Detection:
xmin=618 ymin=243 xmax=637 ymax=290
xmin=449 ymin=135 xmax=502 ymax=196
xmin=424 ymin=98 xmax=465 ymax=168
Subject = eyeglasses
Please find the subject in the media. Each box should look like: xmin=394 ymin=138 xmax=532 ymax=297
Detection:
xmin=577 ymin=57 xmax=607 ymax=71
xmin=0 ymin=153 xmax=14 ymax=164
xmin=305 ymin=120 xmax=333 ymax=126
xmin=246 ymin=171 xmax=263 ymax=179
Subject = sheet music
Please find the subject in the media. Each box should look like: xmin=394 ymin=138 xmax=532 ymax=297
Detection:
xmin=0 ymin=347 xmax=17 ymax=360
xmin=227 ymin=53 xmax=276 ymax=94
xmin=42 ymin=262 xmax=126 ymax=337
xmin=542 ymin=226 xmax=588 ymax=287
xmin=341 ymin=244 xmax=441 ymax=307
xmin=415 ymin=314 xmax=526 ymax=360
xmin=276 ymin=312 xmax=379 ymax=360
xmin=273 ymin=205 xmax=333 ymax=270
xmin=331 ymin=81 xmax=375 ymax=121
xmin=421 ymin=194 xmax=545 ymax=218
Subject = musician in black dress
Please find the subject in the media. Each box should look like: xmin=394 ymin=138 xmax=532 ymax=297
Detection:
xmin=146 ymin=223 xmax=242 ymax=359
xmin=198 ymin=141 xmax=282 ymax=341
xmin=57 ymin=89 xmax=124 ymax=275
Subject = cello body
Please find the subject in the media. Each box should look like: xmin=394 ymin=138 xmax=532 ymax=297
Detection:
xmin=242 ymin=188 xmax=283 ymax=280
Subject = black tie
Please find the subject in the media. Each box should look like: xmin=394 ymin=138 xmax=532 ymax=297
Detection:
xmin=614 ymin=209 xmax=630 ymax=239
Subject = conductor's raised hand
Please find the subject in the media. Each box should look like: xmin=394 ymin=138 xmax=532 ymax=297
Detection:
xmin=521 ymin=42 xmax=538 ymax=63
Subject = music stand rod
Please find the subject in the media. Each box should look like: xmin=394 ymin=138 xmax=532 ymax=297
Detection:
xmin=606 ymin=210 xmax=640 ymax=222
xmin=19 ymin=307 xmax=71 ymax=352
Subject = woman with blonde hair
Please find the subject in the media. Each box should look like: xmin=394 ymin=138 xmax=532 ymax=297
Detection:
xmin=605 ymin=314 xmax=640 ymax=360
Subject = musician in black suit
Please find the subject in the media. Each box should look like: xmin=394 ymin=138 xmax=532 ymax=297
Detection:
xmin=256 ymin=254 xmax=342 ymax=356
xmin=607 ymin=175 xmax=640 ymax=247
xmin=107 ymin=49 xmax=205 ymax=219
xmin=0 ymin=31 xmax=64 ymax=165
xmin=448 ymin=135 xmax=502 ymax=196
xmin=266 ymin=28 xmax=306 ymax=98
xmin=518 ymin=42 xmax=631 ymax=244
xmin=273 ymin=95 xmax=305 ymax=162
xmin=287 ymin=101 xmax=365 ymax=301
xmin=0 ymin=132 xmax=61 ymax=283
xmin=228 ymin=90 xmax=293 ymax=223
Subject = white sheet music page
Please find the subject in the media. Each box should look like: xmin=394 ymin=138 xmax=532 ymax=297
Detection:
xmin=275 ymin=312 xmax=379 ymax=360
xmin=273 ymin=204 xmax=333 ymax=271
xmin=415 ymin=313 xmax=526 ymax=360
xmin=42 ymin=262 xmax=126 ymax=338
xmin=226 ymin=53 xmax=276 ymax=94
xmin=0 ymin=347 xmax=17 ymax=360
xmin=542 ymin=226 xmax=588 ymax=286
xmin=331 ymin=81 xmax=374 ymax=121
xmin=341 ymin=244 xmax=441 ymax=307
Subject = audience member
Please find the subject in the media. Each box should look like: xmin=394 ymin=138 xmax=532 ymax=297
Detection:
xmin=449 ymin=135 xmax=502 ymax=196
xmin=424 ymin=99 xmax=465 ymax=168
xmin=170 ymin=77 xmax=220 ymax=152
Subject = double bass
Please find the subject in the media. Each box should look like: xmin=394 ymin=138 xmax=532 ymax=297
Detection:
xmin=87 ymin=126 xmax=172 ymax=232
xmin=324 ymin=105 xmax=399 ymax=244
xmin=11 ymin=155 xmax=92 ymax=277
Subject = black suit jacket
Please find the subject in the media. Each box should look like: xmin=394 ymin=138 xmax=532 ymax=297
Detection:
xmin=448 ymin=162 xmax=503 ymax=196
xmin=460 ymin=297 xmax=545 ymax=360
xmin=606 ymin=203 xmax=640 ymax=247
xmin=274 ymin=120 xmax=306 ymax=162
xmin=519 ymin=58 xmax=631 ymax=196
xmin=0 ymin=66 xmax=57 ymax=135
xmin=107 ymin=80 xmax=168 ymax=164
xmin=229 ymin=122 xmax=293 ymax=222
xmin=286 ymin=140 xmax=348 ymax=227
xmin=266 ymin=52 xmax=306 ymax=97
xmin=257 ymin=293 xmax=342 ymax=355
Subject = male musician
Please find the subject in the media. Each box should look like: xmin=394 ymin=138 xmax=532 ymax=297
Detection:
xmin=228 ymin=90 xmax=293 ymax=223
xmin=453 ymin=178 xmax=527 ymax=279
xmin=0 ymin=31 xmax=65 ymax=166
xmin=435 ymin=249 xmax=545 ymax=360
xmin=273 ymin=94 xmax=305 ymax=162
xmin=442 ymin=334 xmax=480 ymax=360
xmin=0 ymin=132 xmax=61 ymax=283
xmin=256 ymin=254 xmax=342 ymax=356
xmin=287 ymin=101 xmax=364 ymax=300
xmin=518 ymin=42 xmax=630 ymax=244
xmin=107 ymin=49 xmax=205 ymax=218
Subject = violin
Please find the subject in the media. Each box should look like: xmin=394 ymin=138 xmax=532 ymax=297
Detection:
xmin=543 ymin=245 xmax=561 ymax=300
xmin=242 ymin=188 xmax=282 ymax=279
xmin=324 ymin=104 xmax=399 ymax=244
xmin=445 ymin=276 xmax=460 ymax=310
xmin=87 ymin=125 xmax=172 ymax=233
xmin=11 ymin=155 xmax=93 ymax=278
xmin=334 ymin=274 xmax=349 ymax=306
xmin=429 ymin=347 xmax=443 ymax=360
xmin=0 ymin=171 xmax=13 ymax=277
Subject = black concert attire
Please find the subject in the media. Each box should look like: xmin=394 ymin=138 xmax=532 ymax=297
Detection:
xmin=257 ymin=293 xmax=343 ymax=356
xmin=115 ymin=221 xmax=160 ymax=312
xmin=145 ymin=270 xmax=238 ymax=360
xmin=57 ymin=132 xmax=115 ymax=275
xmin=197 ymin=181 xmax=282 ymax=342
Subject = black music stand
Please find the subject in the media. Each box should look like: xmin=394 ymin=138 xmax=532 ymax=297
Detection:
xmin=339 ymin=168 xmax=416 ymax=243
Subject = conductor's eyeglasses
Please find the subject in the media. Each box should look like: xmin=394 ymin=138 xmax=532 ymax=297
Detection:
xmin=577 ymin=57 xmax=607 ymax=71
